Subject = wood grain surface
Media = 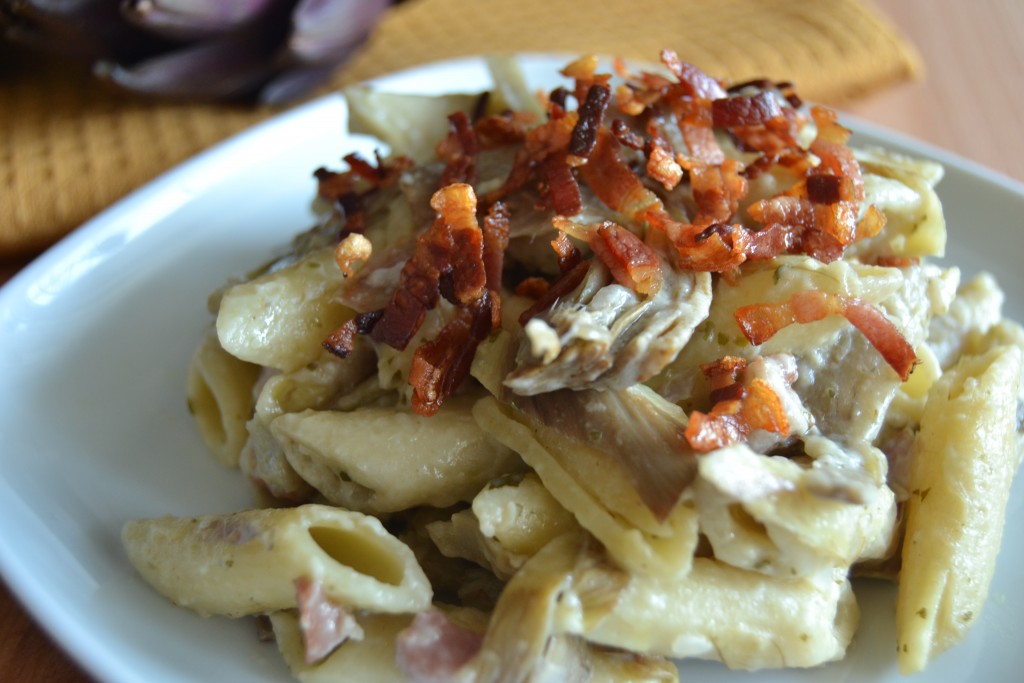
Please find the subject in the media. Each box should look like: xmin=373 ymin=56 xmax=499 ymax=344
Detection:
xmin=1 ymin=1 xmax=1021 ymax=681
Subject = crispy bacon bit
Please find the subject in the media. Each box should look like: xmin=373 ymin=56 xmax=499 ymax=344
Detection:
xmin=730 ymin=115 xmax=806 ymax=156
xmin=610 ymin=119 xmax=644 ymax=149
xmin=323 ymin=310 xmax=382 ymax=358
xmin=614 ymin=82 xmax=650 ymax=116
xmin=711 ymin=92 xmax=782 ymax=128
xmin=396 ymin=609 xmax=483 ymax=683
xmin=314 ymin=166 xmax=356 ymax=200
xmin=671 ymin=97 xmax=725 ymax=166
xmin=588 ymin=222 xmax=663 ymax=295
xmin=540 ymin=152 xmax=583 ymax=216
xmin=481 ymin=201 xmax=510 ymax=291
xmin=323 ymin=319 xmax=359 ymax=358
xmin=569 ymin=83 xmax=612 ymax=159
xmin=734 ymin=290 xmax=917 ymax=380
xmin=685 ymin=376 xmax=791 ymax=452
xmin=515 ymin=276 xmax=550 ymax=299
xmin=371 ymin=184 xmax=484 ymax=350
xmin=409 ymin=292 xmax=494 ymax=416
xmin=561 ymin=54 xmax=611 ymax=104
xmin=642 ymin=208 xmax=749 ymax=273
xmin=702 ymin=355 xmax=748 ymax=404
xmin=343 ymin=152 xmax=413 ymax=189
xmin=525 ymin=110 xmax=579 ymax=160
xmin=551 ymin=230 xmax=583 ymax=273
xmin=691 ymin=159 xmax=748 ymax=224
xmin=295 ymin=576 xmax=364 ymax=664
xmin=660 ymin=49 xmax=728 ymax=100
xmin=438 ymin=111 xmax=479 ymax=186
xmin=342 ymin=152 xmax=384 ymax=184
xmin=475 ymin=113 xmax=527 ymax=149
xmin=433 ymin=185 xmax=487 ymax=305
xmin=370 ymin=245 xmax=442 ymax=350
xmin=647 ymin=145 xmax=684 ymax=190
xmin=314 ymin=154 xmax=415 ymax=236
xmin=334 ymin=233 xmax=372 ymax=278
xmin=481 ymin=201 xmax=511 ymax=329
xmin=579 ymin=128 xmax=663 ymax=219
xmin=548 ymin=86 xmax=569 ymax=110
xmin=806 ymin=174 xmax=847 ymax=205
xmin=857 ymin=204 xmax=887 ymax=240
xmin=560 ymin=54 xmax=600 ymax=82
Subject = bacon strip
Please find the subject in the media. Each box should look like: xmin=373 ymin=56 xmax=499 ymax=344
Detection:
xmin=711 ymin=91 xmax=782 ymax=128
xmin=588 ymin=222 xmax=663 ymax=295
xmin=437 ymin=111 xmax=479 ymax=186
xmin=370 ymin=184 xmax=485 ymax=350
xmin=660 ymin=48 xmax=728 ymax=99
xmin=481 ymin=201 xmax=511 ymax=329
xmin=685 ymin=377 xmax=791 ymax=452
xmin=734 ymin=290 xmax=917 ymax=380
xmin=702 ymin=355 xmax=748 ymax=404
xmin=690 ymin=159 xmax=748 ymax=224
xmin=540 ymin=152 xmax=582 ymax=216
xmin=578 ymin=128 xmax=663 ymax=219
xmin=568 ymin=83 xmax=611 ymax=158
xmin=435 ymin=186 xmax=487 ymax=305
xmin=550 ymin=231 xmax=582 ymax=273
xmin=409 ymin=292 xmax=494 ymax=416
xmin=323 ymin=310 xmax=382 ymax=358
xmin=684 ymin=356 xmax=792 ymax=452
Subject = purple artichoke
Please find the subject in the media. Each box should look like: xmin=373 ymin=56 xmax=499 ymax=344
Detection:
xmin=0 ymin=0 xmax=394 ymax=103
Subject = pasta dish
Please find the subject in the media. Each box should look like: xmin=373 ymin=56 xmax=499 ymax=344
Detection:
xmin=122 ymin=51 xmax=1024 ymax=682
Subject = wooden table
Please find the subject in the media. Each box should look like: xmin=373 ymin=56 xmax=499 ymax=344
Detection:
xmin=1 ymin=1 xmax=1022 ymax=680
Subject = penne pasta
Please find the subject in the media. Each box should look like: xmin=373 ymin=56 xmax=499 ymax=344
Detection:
xmin=216 ymin=246 xmax=356 ymax=373
xmin=185 ymin=326 xmax=262 ymax=467
xmin=896 ymin=344 xmax=1023 ymax=673
xmin=122 ymin=504 xmax=431 ymax=618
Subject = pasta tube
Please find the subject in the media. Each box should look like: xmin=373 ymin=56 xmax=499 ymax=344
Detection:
xmin=185 ymin=326 xmax=262 ymax=467
xmin=216 ymin=246 xmax=355 ymax=372
xmin=896 ymin=344 xmax=1023 ymax=673
xmin=122 ymin=504 xmax=431 ymax=618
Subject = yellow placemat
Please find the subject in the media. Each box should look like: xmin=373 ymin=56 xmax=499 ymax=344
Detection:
xmin=0 ymin=0 xmax=919 ymax=261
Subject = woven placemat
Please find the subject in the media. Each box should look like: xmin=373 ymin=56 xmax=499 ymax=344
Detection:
xmin=0 ymin=0 xmax=919 ymax=261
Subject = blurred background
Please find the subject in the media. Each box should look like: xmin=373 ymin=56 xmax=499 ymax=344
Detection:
xmin=1 ymin=0 xmax=1022 ymax=679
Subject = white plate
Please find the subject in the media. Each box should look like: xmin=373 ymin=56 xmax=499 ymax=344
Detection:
xmin=1 ymin=56 xmax=1021 ymax=683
